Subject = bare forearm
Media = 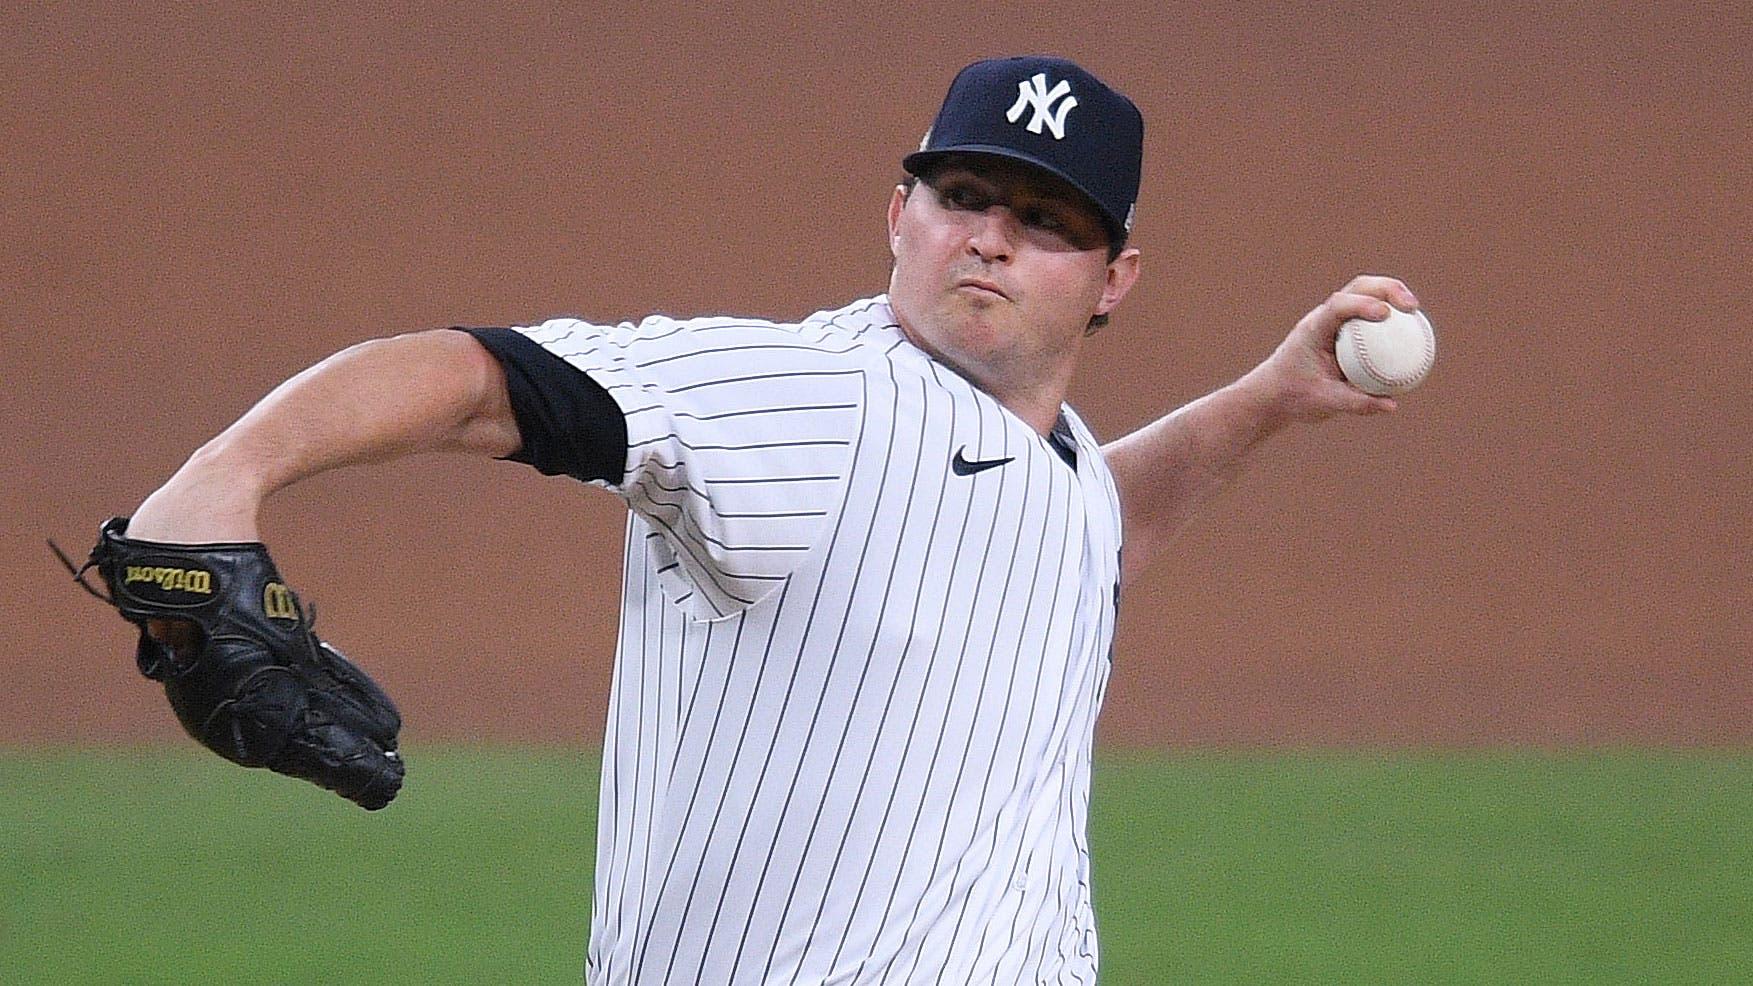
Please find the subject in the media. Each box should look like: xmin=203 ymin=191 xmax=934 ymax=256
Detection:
xmin=1102 ymin=369 xmax=1290 ymax=580
xmin=130 ymin=329 xmax=518 ymax=542
xmin=1103 ymin=277 xmax=1416 ymax=583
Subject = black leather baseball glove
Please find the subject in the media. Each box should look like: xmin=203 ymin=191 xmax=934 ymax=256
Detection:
xmin=56 ymin=517 xmax=405 ymax=809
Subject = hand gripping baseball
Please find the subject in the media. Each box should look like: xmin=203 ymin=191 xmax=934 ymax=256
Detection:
xmin=1254 ymin=274 xmax=1421 ymax=424
xmin=55 ymin=518 xmax=405 ymax=809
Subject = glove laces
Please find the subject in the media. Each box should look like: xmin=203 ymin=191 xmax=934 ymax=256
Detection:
xmin=48 ymin=538 xmax=113 ymax=604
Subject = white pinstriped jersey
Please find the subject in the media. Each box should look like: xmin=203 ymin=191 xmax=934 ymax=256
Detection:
xmin=515 ymin=295 xmax=1123 ymax=984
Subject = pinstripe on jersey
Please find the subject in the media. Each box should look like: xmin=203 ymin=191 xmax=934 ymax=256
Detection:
xmin=515 ymin=295 xmax=1123 ymax=984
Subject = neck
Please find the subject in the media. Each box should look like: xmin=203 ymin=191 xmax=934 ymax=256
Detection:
xmin=892 ymin=317 xmax=1074 ymax=436
xmin=967 ymin=362 xmax=1072 ymax=436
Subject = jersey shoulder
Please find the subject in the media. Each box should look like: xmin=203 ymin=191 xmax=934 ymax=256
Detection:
xmin=517 ymin=298 xmax=896 ymax=621
xmin=518 ymin=295 xmax=902 ymax=380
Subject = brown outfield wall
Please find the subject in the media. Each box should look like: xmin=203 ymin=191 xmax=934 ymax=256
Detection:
xmin=4 ymin=4 xmax=1747 ymax=746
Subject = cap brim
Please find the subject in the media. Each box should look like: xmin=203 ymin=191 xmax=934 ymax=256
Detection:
xmin=902 ymin=145 xmax=1126 ymax=245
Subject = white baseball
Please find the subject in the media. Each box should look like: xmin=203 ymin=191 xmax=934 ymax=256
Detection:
xmin=1335 ymin=305 xmax=1436 ymax=396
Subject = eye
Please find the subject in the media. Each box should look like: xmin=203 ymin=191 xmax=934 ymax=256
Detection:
xmin=939 ymin=184 xmax=990 ymax=211
xmin=1019 ymin=206 xmax=1066 ymax=232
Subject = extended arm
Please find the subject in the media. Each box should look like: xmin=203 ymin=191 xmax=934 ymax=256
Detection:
xmin=76 ymin=328 xmax=520 ymax=806
xmin=1103 ymin=275 xmax=1419 ymax=583
xmin=129 ymin=329 xmax=520 ymax=543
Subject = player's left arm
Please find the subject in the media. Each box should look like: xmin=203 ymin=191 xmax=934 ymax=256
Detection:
xmin=1101 ymin=275 xmax=1417 ymax=584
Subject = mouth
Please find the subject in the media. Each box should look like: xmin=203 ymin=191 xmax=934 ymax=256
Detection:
xmin=955 ymin=277 xmax=1010 ymax=301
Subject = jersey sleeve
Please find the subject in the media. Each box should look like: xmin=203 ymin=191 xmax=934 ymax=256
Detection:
xmin=461 ymin=328 xmax=626 ymax=484
xmin=512 ymin=313 xmax=866 ymax=617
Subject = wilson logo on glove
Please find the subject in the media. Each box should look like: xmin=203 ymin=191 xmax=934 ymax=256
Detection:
xmin=263 ymin=582 xmax=298 ymax=620
xmin=122 ymin=562 xmax=215 ymax=603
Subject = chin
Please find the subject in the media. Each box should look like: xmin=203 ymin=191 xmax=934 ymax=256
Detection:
xmin=937 ymin=306 xmax=1009 ymax=348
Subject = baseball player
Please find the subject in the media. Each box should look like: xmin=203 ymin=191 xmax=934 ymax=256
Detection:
xmin=79 ymin=56 xmax=1417 ymax=982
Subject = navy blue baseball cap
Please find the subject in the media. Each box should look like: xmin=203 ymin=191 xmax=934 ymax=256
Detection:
xmin=903 ymin=56 xmax=1144 ymax=245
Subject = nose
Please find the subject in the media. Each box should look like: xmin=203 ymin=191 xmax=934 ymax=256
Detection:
xmin=964 ymin=207 xmax=1015 ymax=263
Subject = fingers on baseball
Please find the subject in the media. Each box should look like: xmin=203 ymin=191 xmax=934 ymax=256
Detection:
xmin=1334 ymin=372 xmax=1399 ymax=412
xmin=1342 ymin=273 xmax=1419 ymax=311
xmin=1329 ymin=291 xmax=1391 ymax=321
xmin=1327 ymin=379 xmax=1396 ymax=415
xmin=1304 ymin=291 xmax=1390 ymax=342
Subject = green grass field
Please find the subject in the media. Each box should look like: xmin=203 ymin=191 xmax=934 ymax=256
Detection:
xmin=3 ymin=749 xmax=1747 ymax=984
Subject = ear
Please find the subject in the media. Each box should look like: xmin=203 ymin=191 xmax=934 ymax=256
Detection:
xmin=1094 ymin=246 xmax=1142 ymax=316
xmin=887 ymin=184 xmax=908 ymax=257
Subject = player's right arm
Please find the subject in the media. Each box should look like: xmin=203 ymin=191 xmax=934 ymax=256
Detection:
xmin=128 ymin=329 xmax=521 ymax=543
xmin=1103 ymin=276 xmax=1415 ymax=584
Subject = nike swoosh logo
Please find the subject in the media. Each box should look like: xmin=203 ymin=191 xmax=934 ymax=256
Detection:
xmin=952 ymin=448 xmax=1014 ymax=476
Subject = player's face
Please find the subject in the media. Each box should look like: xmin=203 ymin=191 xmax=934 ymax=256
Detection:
xmin=885 ymin=157 xmax=1140 ymax=410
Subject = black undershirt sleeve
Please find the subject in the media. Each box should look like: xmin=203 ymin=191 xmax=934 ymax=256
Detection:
xmin=458 ymin=327 xmax=628 ymax=485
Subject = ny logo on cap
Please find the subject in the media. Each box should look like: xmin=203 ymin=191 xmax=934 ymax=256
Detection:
xmin=1005 ymin=72 xmax=1077 ymax=140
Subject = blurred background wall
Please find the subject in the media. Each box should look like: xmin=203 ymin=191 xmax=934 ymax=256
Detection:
xmin=5 ymin=2 xmax=1746 ymax=746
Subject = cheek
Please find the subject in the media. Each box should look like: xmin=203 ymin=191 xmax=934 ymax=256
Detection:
xmin=890 ymin=249 xmax=927 ymax=299
xmin=900 ymin=203 xmax=974 ymax=257
xmin=1032 ymin=259 xmax=1108 ymax=309
xmin=892 ymin=231 xmax=955 ymax=296
xmin=899 ymin=226 xmax=945 ymax=266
